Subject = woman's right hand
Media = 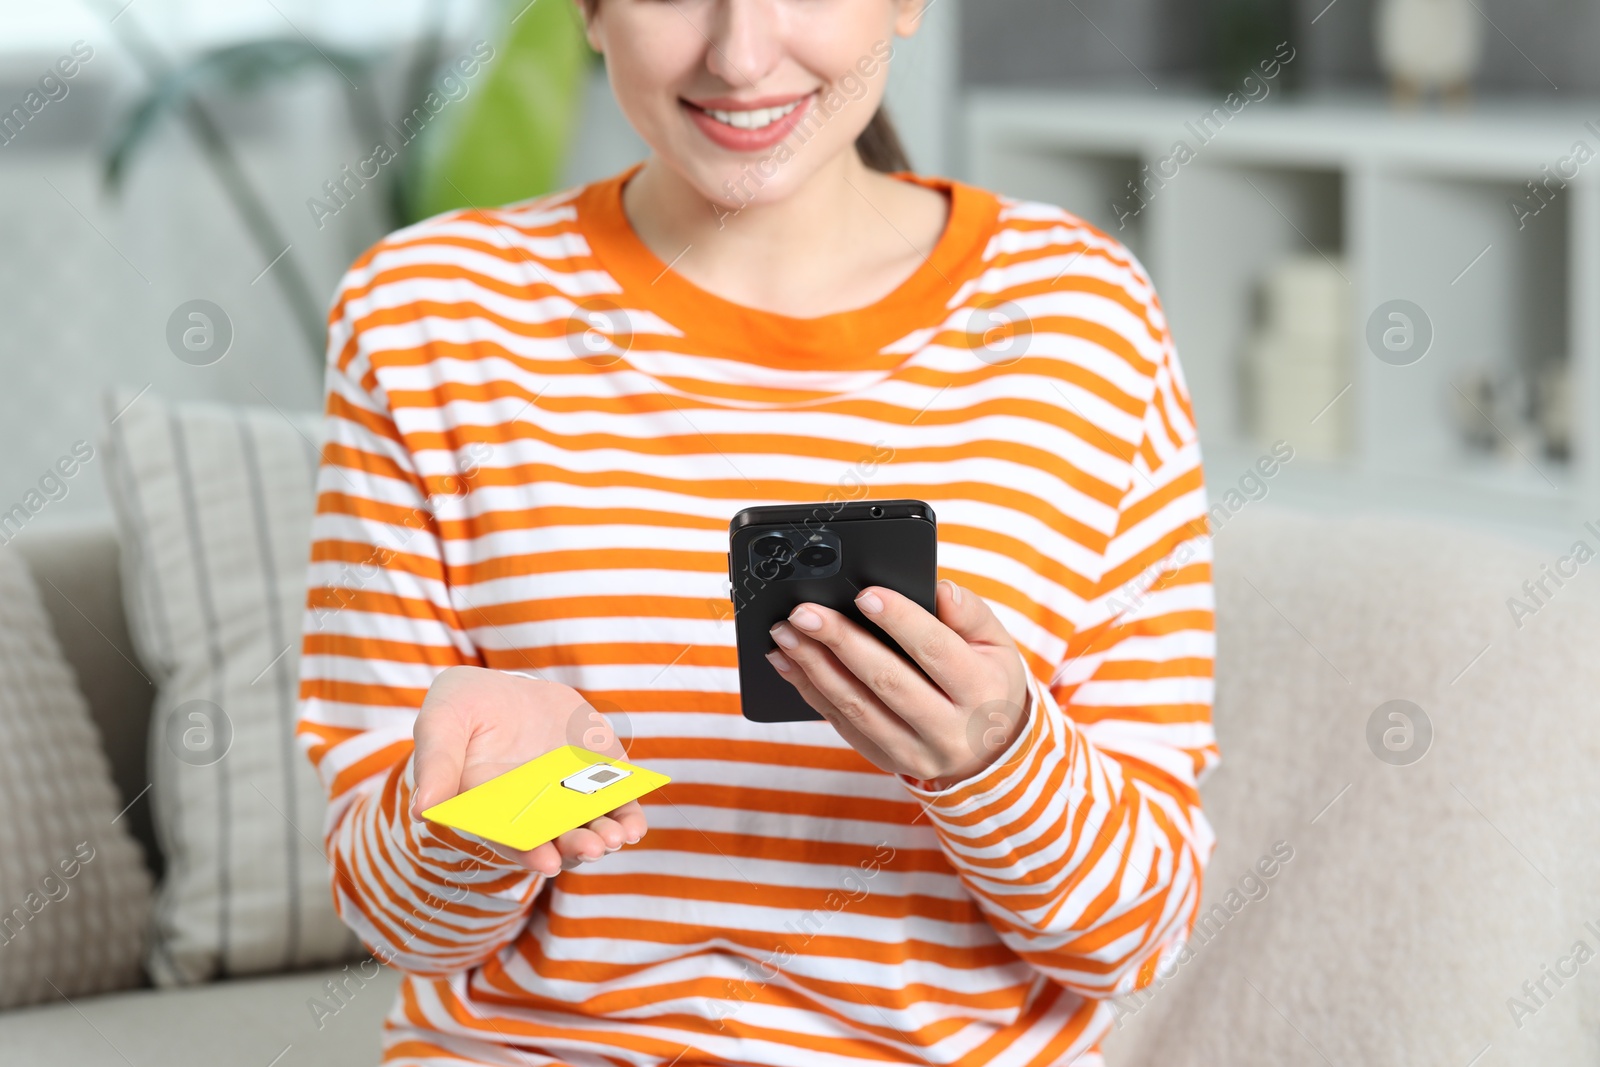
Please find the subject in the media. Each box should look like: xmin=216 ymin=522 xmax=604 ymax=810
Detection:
xmin=408 ymin=666 xmax=648 ymax=878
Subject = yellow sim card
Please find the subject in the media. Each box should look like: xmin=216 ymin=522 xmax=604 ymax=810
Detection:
xmin=420 ymin=746 xmax=670 ymax=853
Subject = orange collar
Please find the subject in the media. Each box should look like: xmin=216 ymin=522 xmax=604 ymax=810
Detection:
xmin=574 ymin=163 xmax=1001 ymax=372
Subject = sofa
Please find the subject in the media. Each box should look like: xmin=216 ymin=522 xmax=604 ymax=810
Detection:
xmin=0 ymin=521 xmax=396 ymax=1066
xmin=2 ymin=503 xmax=1597 ymax=1066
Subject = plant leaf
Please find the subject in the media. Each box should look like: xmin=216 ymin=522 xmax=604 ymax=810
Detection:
xmin=405 ymin=1 xmax=593 ymax=222
xmin=104 ymin=39 xmax=374 ymax=191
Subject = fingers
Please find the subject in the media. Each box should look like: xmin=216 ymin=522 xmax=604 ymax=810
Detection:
xmin=931 ymin=578 xmax=1020 ymax=653
xmin=551 ymin=813 xmax=629 ymax=869
xmin=781 ymin=661 xmax=901 ymax=776
xmin=770 ymin=622 xmax=925 ymax=759
xmin=519 ymin=841 xmax=564 ymax=877
xmin=775 ymin=596 xmax=951 ymax=724
xmin=511 ymin=802 xmax=652 ymax=878
xmin=604 ymin=800 xmax=649 ymax=845
xmin=411 ymin=704 xmax=469 ymax=818
xmin=553 ymin=827 xmax=610 ymax=868
xmin=863 ymin=580 xmax=1008 ymax=706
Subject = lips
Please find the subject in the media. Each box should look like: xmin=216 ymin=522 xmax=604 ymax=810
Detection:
xmin=699 ymin=98 xmax=805 ymax=130
xmin=681 ymin=92 xmax=817 ymax=153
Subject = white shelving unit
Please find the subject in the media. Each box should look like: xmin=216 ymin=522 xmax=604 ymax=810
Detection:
xmin=963 ymin=91 xmax=1600 ymax=548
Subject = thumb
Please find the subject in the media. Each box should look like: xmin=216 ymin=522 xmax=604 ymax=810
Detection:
xmin=937 ymin=579 xmax=1015 ymax=648
xmin=411 ymin=709 xmax=468 ymax=819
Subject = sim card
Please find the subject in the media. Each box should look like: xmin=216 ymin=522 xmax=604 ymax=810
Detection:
xmin=420 ymin=746 xmax=668 ymax=853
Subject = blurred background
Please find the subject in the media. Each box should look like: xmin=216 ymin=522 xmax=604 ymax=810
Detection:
xmin=1 ymin=0 xmax=1594 ymax=548
xmin=5 ymin=5 xmax=1600 ymax=1063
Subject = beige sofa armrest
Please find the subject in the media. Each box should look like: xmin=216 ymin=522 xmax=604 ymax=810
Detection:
xmin=13 ymin=517 xmax=160 ymax=878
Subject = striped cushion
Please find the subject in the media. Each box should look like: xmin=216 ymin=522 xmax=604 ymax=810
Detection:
xmin=102 ymin=390 xmax=362 ymax=986
xmin=0 ymin=545 xmax=152 ymax=1007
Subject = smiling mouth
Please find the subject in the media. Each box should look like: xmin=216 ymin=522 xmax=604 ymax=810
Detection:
xmin=685 ymin=96 xmax=811 ymax=130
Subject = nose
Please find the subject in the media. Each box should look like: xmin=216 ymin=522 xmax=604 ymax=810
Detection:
xmin=703 ymin=0 xmax=784 ymax=89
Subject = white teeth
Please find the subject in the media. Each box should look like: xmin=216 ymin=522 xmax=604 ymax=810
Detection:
xmin=702 ymin=97 xmax=804 ymax=130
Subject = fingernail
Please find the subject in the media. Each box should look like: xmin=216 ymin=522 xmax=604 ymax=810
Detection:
xmin=940 ymin=578 xmax=962 ymax=605
xmin=625 ymin=832 xmax=640 ymax=845
xmin=766 ymin=648 xmax=792 ymax=673
xmin=855 ymin=589 xmax=883 ymax=614
xmin=789 ymin=605 xmax=822 ymax=631
xmin=769 ymin=622 xmax=800 ymax=649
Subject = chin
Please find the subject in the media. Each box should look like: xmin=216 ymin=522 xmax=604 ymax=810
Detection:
xmin=703 ymin=160 xmax=815 ymax=210
xmin=644 ymin=139 xmax=809 ymax=213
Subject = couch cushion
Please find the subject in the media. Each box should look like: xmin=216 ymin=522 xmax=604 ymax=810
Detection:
xmin=101 ymin=390 xmax=362 ymax=986
xmin=14 ymin=519 xmax=161 ymax=881
xmin=0 ymin=963 xmax=399 ymax=1066
xmin=0 ymin=541 xmax=152 ymax=1008
xmin=1103 ymin=506 xmax=1600 ymax=1066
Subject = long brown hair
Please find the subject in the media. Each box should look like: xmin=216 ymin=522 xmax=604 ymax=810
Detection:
xmin=855 ymin=107 xmax=912 ymax=173
xmin=575 ymin=0 xmax=913 ymax=174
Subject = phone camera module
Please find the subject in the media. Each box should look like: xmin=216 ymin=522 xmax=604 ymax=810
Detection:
xmin=795 ymin=544 xmax=837 ymax=567
xmin=744 ymin=528 xmax=840 ymax=583
xmin=750 ymin=534 xmax=796 ymax=580
xmin=869 ymin=505 xmax=884 ymax=518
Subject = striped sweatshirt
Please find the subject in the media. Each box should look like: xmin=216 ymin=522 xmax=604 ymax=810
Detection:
xmin=296 ymin=165 xmax=1219 ymax=1067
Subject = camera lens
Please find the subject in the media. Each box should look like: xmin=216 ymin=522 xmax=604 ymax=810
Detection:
xmin=753 ymin=556 xmax=794 ymax=581
xmin=796 ymin=544 xmax=837 ymax=567
xmin=870 ymin=506 xmax=884 ymax=517
xmin=755 ymin=534 xmax=793 ymax=559
xmin=752 ymin=534 xmax=793 ymax=560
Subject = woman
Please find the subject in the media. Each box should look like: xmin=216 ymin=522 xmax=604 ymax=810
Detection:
xmin=296 ymin=1 xmax=1219 ymax=1064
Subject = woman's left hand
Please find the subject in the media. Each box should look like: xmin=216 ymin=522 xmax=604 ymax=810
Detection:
xmin=767 ymin=578 xmax=1032 ymax=791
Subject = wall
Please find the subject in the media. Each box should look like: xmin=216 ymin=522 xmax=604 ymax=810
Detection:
xmin=0 ymin=0 xmax=496 ymax=529
xmin=0 ymin=48 xmax=401 ymax=528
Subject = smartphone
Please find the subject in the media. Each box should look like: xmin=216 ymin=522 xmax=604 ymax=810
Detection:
xmin=419 ymin=746 xmax=670 ymax=853
xmin=728 ymin=499 xmax=938 ymax=723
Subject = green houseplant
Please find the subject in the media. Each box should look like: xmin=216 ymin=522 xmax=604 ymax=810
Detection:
xmin=97 ymin=0 xmax=594 ymax=366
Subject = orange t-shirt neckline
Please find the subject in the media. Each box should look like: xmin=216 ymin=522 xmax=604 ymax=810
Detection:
xmin=574 ymin=163 xmax=1002 ymax=372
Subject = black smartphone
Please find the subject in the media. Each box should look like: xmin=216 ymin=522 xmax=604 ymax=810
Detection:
xmin=728 ymin=498 xmax=938 ymax=723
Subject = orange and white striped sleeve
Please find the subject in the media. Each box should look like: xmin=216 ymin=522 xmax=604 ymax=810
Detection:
xmin=295 ymin=255 xmax=545 ymax=977
xmin=902 ymin=335 xmax=1218 ymax=1001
